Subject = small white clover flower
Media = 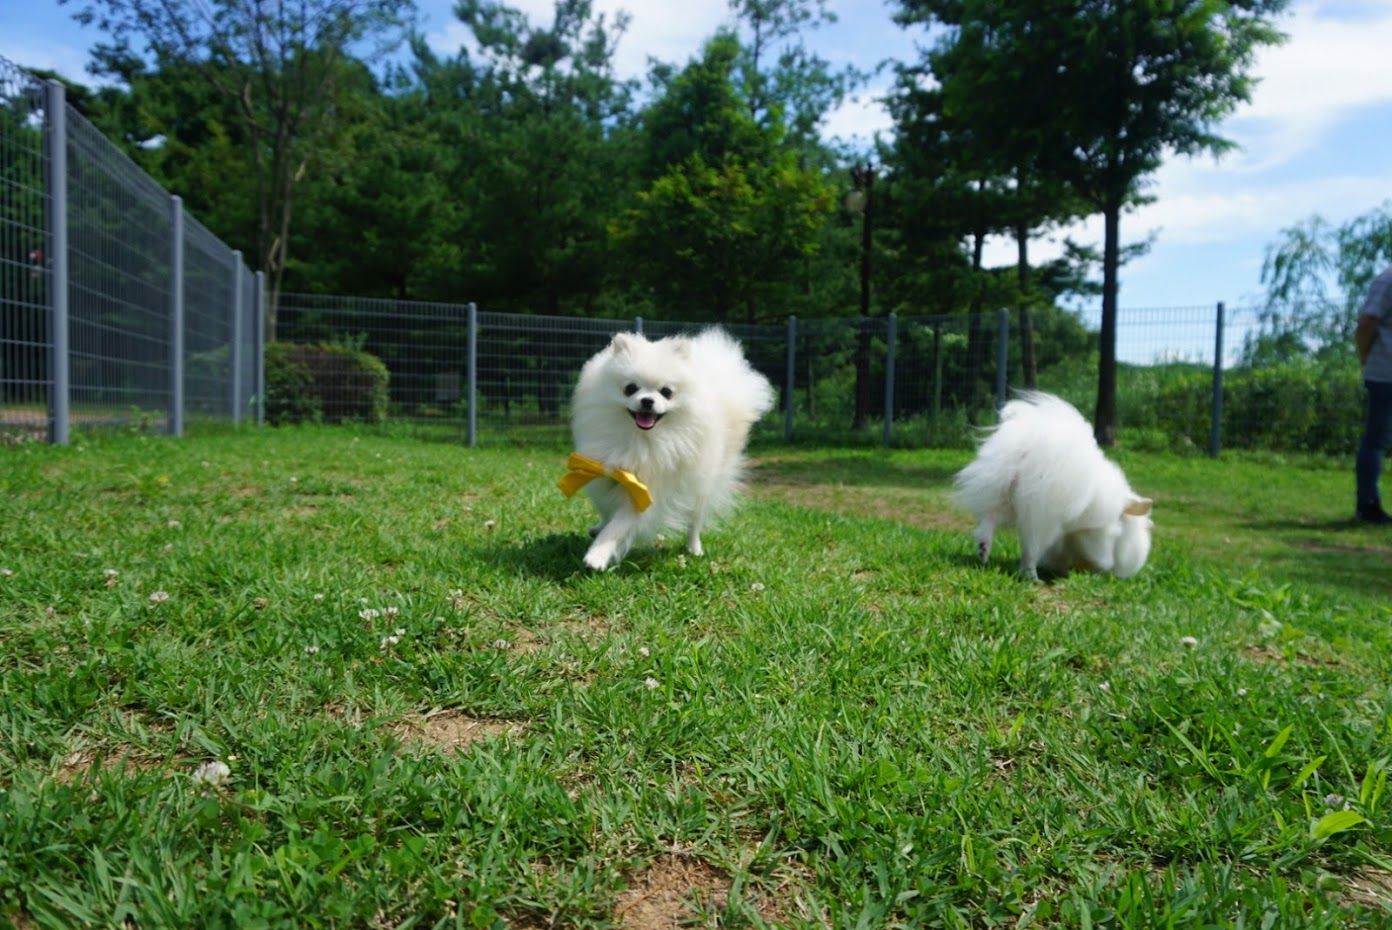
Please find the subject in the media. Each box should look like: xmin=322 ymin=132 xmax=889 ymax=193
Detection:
xmin=394 ymin=627 xmax=406 ymax=637
xmin=491 ymin=638 xmax=512 ymax=650
xmin=638 ymin=646 xmax=651 ymax=658
xmin=1236 ymin=687 xmax=1248 ymax=697
xmin=383 ymin=606 xmax=400 ymax=620
xmin=483 ymin=519 xmax=496 ymax=532
xmin=0 ymin=568 xmax=13 ymax=577
xmin=1180 ymin=636 xmax=1198 ymax=649
xmin=653 ymin=534 xmax=666 ymax=549
xmin=359 ymin=608 xmax=381 ymax=621
xmin=313 ymin=593 xmax=325 ymax=602
xmin=167 ymin=519 xmax=181 ymax=528
xmin=288 ymin=477 xmax=298 ymax=484
xmin=149 ymin=590 xmax=170 ymax=605
xmin=749 ymin=582 xmax=765 ymax=592
xmin=103 ymin=569 xmax=119 ymax=588
xmin=304 ymin=644 xmax=320 ymax=655
xmin=191 ymin=760 xmax=231 ymax=788
xmin=1325 ymin=793 xmax=1346 ymax=808
xmin=379 ymin=634 xmax=400 ymax=650
xmin=643 ymin=677 xmax=660 ymax=690
xmin=1099 ymin=680 xmax=1111 ymax=692
xmin=675 ymin=555 xmax=687 ymax=569
xmin=162 ymin=543 xmax=174 ymax=554
xmin=104 ymin=568 xmax=119 ymax=578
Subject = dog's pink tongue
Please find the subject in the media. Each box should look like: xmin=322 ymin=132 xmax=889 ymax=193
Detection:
xmin=634 ymin=411 xmax=658 ymax=430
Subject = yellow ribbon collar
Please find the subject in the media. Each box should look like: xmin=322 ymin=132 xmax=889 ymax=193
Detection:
xmin=557 ymin=452 xmax=654 ymax=512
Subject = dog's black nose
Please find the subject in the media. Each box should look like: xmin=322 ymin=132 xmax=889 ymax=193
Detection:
xmin=640 ymin=397 xmax=655 ymax=410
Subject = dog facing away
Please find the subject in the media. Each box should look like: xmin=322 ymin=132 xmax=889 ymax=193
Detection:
xmin=953 ymin=392 xmax=1153 ymax=581
xmin=566 ymin=328 xmax=775 ymax=570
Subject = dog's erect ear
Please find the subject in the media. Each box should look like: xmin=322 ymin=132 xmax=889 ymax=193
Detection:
xmin=1123 ymin=495 xmax=1153 ymax=517
xmin=667 ymin=337 xmax=692 ymax=359
xmin=610 ymin=332 xmax=641 ymax=355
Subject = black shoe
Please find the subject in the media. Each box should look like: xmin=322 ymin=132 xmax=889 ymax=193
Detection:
xmin=1356 ymin=505 xmax=1392 ymax=525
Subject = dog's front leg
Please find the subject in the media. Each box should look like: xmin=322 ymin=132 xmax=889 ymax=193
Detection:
xmin=584 ymin=504 xmax=637 ymax=571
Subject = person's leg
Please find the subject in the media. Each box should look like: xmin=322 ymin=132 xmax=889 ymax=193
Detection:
xmin=1355 ymin=380 xmax=1392 ymax=519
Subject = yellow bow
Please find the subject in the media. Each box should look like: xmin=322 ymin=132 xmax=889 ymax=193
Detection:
xmin=557 ymin=452 xmax=654 ymax=512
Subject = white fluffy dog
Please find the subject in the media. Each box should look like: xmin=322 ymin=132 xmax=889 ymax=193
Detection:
xmin=953 ymin=392 xmax=1153 ymax=580
xmin=562 ymin=328 xmax=774 ymax=571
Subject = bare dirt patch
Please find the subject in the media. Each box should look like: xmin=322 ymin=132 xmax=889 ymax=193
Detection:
xmin=614 ymin=853 xmax=797 ymax=929
xmin=392 ymin=710 xmax=523 ymax=754
xmin=53 ymin=743 xmax=168 ymax=784
xmin=1343 ymin=867 xmax=1392 ymax=911
xmin=1242 ymin=643 xmax=1337 ymax=669
xmin=753 ymin=477 xmax=962 ymax=535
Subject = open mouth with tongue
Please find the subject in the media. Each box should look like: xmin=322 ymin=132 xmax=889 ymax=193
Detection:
xmin=630 ymin=410 xmax=663 ymax=430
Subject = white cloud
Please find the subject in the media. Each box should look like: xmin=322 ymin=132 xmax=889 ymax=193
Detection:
xmin=422 ymin=0 xmax=730 ymax=80
xmin=0 ymin=38 xmax=93 ymax=82
xmin=1223 ymin=0 xmax=1392 ymax=169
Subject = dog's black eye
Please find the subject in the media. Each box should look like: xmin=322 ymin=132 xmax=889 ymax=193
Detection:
xmin=623 ymin=383 xmax=638 ymax=396
xmin=659 ymin=387 xmax=673 ymax=400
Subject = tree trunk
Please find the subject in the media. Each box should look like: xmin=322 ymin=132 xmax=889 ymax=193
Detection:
xmin=1016 ymin=223 xmax=1037 ymax=390
xmin=852 ymin=168 xmax=875 ymax=431
xmin=963 ymin=226 xmax=987 ymax=420
xmin=1094 ymin=200 xmax=1120 ymax=447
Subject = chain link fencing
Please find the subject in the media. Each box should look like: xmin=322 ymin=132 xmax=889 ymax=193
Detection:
xmin=0 ymin=57 xmax=260 ymax=443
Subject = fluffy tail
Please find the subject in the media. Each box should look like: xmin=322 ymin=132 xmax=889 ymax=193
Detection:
xmin=690 ymin=328 xmax=776 ymax=425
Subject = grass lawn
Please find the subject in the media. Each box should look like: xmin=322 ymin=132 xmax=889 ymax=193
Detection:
xmin=1 ymin=427 xmax=1390 ymax=928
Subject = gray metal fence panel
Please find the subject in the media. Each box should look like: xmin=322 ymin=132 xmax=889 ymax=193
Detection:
xmin=1 ymin=54 xmax=254 ymax=441
xmin=0 ymin=60 xmax=50 ymax=440
xmin=182 ymin=213 xmax=237 ymax=421
xmin=65 ymin=105 xmax=173 ymax=429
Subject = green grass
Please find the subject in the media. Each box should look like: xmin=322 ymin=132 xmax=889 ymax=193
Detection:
xmin=1 ymin=427 xmax=1390 ymax=928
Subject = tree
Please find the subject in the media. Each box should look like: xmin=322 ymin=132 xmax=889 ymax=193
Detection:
xmin=1255 ymin=202 xmax=1392 ymax=359
xmin=413 ymin=0 xmax=638 ymax=316
xmin=610 ymin=33 xmax=833 ymax=324
xmin=898 ymin=0 xmax=1289 ymax=444
xmin=62 ymin=0 xmax=413 ymax=334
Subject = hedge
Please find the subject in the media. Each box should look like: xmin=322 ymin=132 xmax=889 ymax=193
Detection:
xmin=265 ymin=341 xmax=389 ymax=425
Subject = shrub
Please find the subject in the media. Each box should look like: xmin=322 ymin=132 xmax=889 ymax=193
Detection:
xmin=265 ymin=341 xmax=389 ymax=425
xmin=264 ymin=342 xmax=321 ymax=425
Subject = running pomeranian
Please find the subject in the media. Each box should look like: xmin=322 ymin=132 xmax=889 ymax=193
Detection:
xmin=953 ymin=392 xmax=1153 ymax=580
xmin=560 ymin=329 xmax=774 ymax=571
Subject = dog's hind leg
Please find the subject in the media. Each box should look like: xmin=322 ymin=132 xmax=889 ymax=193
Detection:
xmin=973 ymin=515 xmax=997 ymax=564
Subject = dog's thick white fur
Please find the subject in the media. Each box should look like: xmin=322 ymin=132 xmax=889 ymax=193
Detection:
xmin=570 ymin=328 xmax=774 ymax=570
xmin=953 ymin=392 xmax=1153 ymax=580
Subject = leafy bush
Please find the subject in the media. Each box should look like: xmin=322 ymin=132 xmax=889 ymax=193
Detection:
xmin=265 ymin=341 xmax=389 ymax=425
xmin=264 ymin=343 xmax=321 ymax=425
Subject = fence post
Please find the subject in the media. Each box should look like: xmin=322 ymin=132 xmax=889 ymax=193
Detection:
xmin=229 ymin=250 xmax=243 ymax=423
xmin=44 ymin=80 xmax=69 ymax=445
xmin=784 ymin=315 xmax=796 ymax=441
xmin=882 ymin=312 xmax=897 ymax=447
xmin=994 ymin=307 xmax=1009 ymax=410
xmin=467 ymin=301 xmax=478 ymax=447
xmin=1208 ymin=301 xmax=1225 ymax=458
xmin=168 ymin=195 xmax=184 ymax=436
xmin=634 ymin=316 xmax=643 ymax=336
xmin=931 ymin=321 xmax=943 ymax=419
xmin=255 ymin=270 xmax=266 ymax=427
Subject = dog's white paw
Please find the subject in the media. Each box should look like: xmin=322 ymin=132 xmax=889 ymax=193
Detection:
xmin=584 ymin=543 xmax=616 ymax=571
xmin=687 ymin=537 xmax=704 ymax=557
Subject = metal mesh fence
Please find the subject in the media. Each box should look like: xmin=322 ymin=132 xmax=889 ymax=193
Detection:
xmin=269 ymin=297 xmax=1368 ymax=456
xmin=0 ymin=58 xmax=48 ymax=439
xmin=0 ymin=56 xmax=258 ymax=442
xmin=66 ymin=107 xmax=173 ymax=429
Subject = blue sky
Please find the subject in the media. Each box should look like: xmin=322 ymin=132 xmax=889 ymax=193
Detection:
xmin=4 ymin=0 xmax=1392 ymax=314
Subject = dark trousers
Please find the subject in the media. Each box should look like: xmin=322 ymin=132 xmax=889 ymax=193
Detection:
xmin=1356 ymin=380 xmax=1392 ymax=510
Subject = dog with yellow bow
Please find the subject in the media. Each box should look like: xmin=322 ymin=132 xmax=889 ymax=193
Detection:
xmin=560 ymin=328 xmax=774 ymax=570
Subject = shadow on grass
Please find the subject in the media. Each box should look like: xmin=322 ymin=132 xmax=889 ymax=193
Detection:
xmin=475 ymin=532 xmax=679 ymax=581
xmin=476 ymin=533 xmax=587 ymax=581
xmin=751 ymin=453 xmax=960 ymax=489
